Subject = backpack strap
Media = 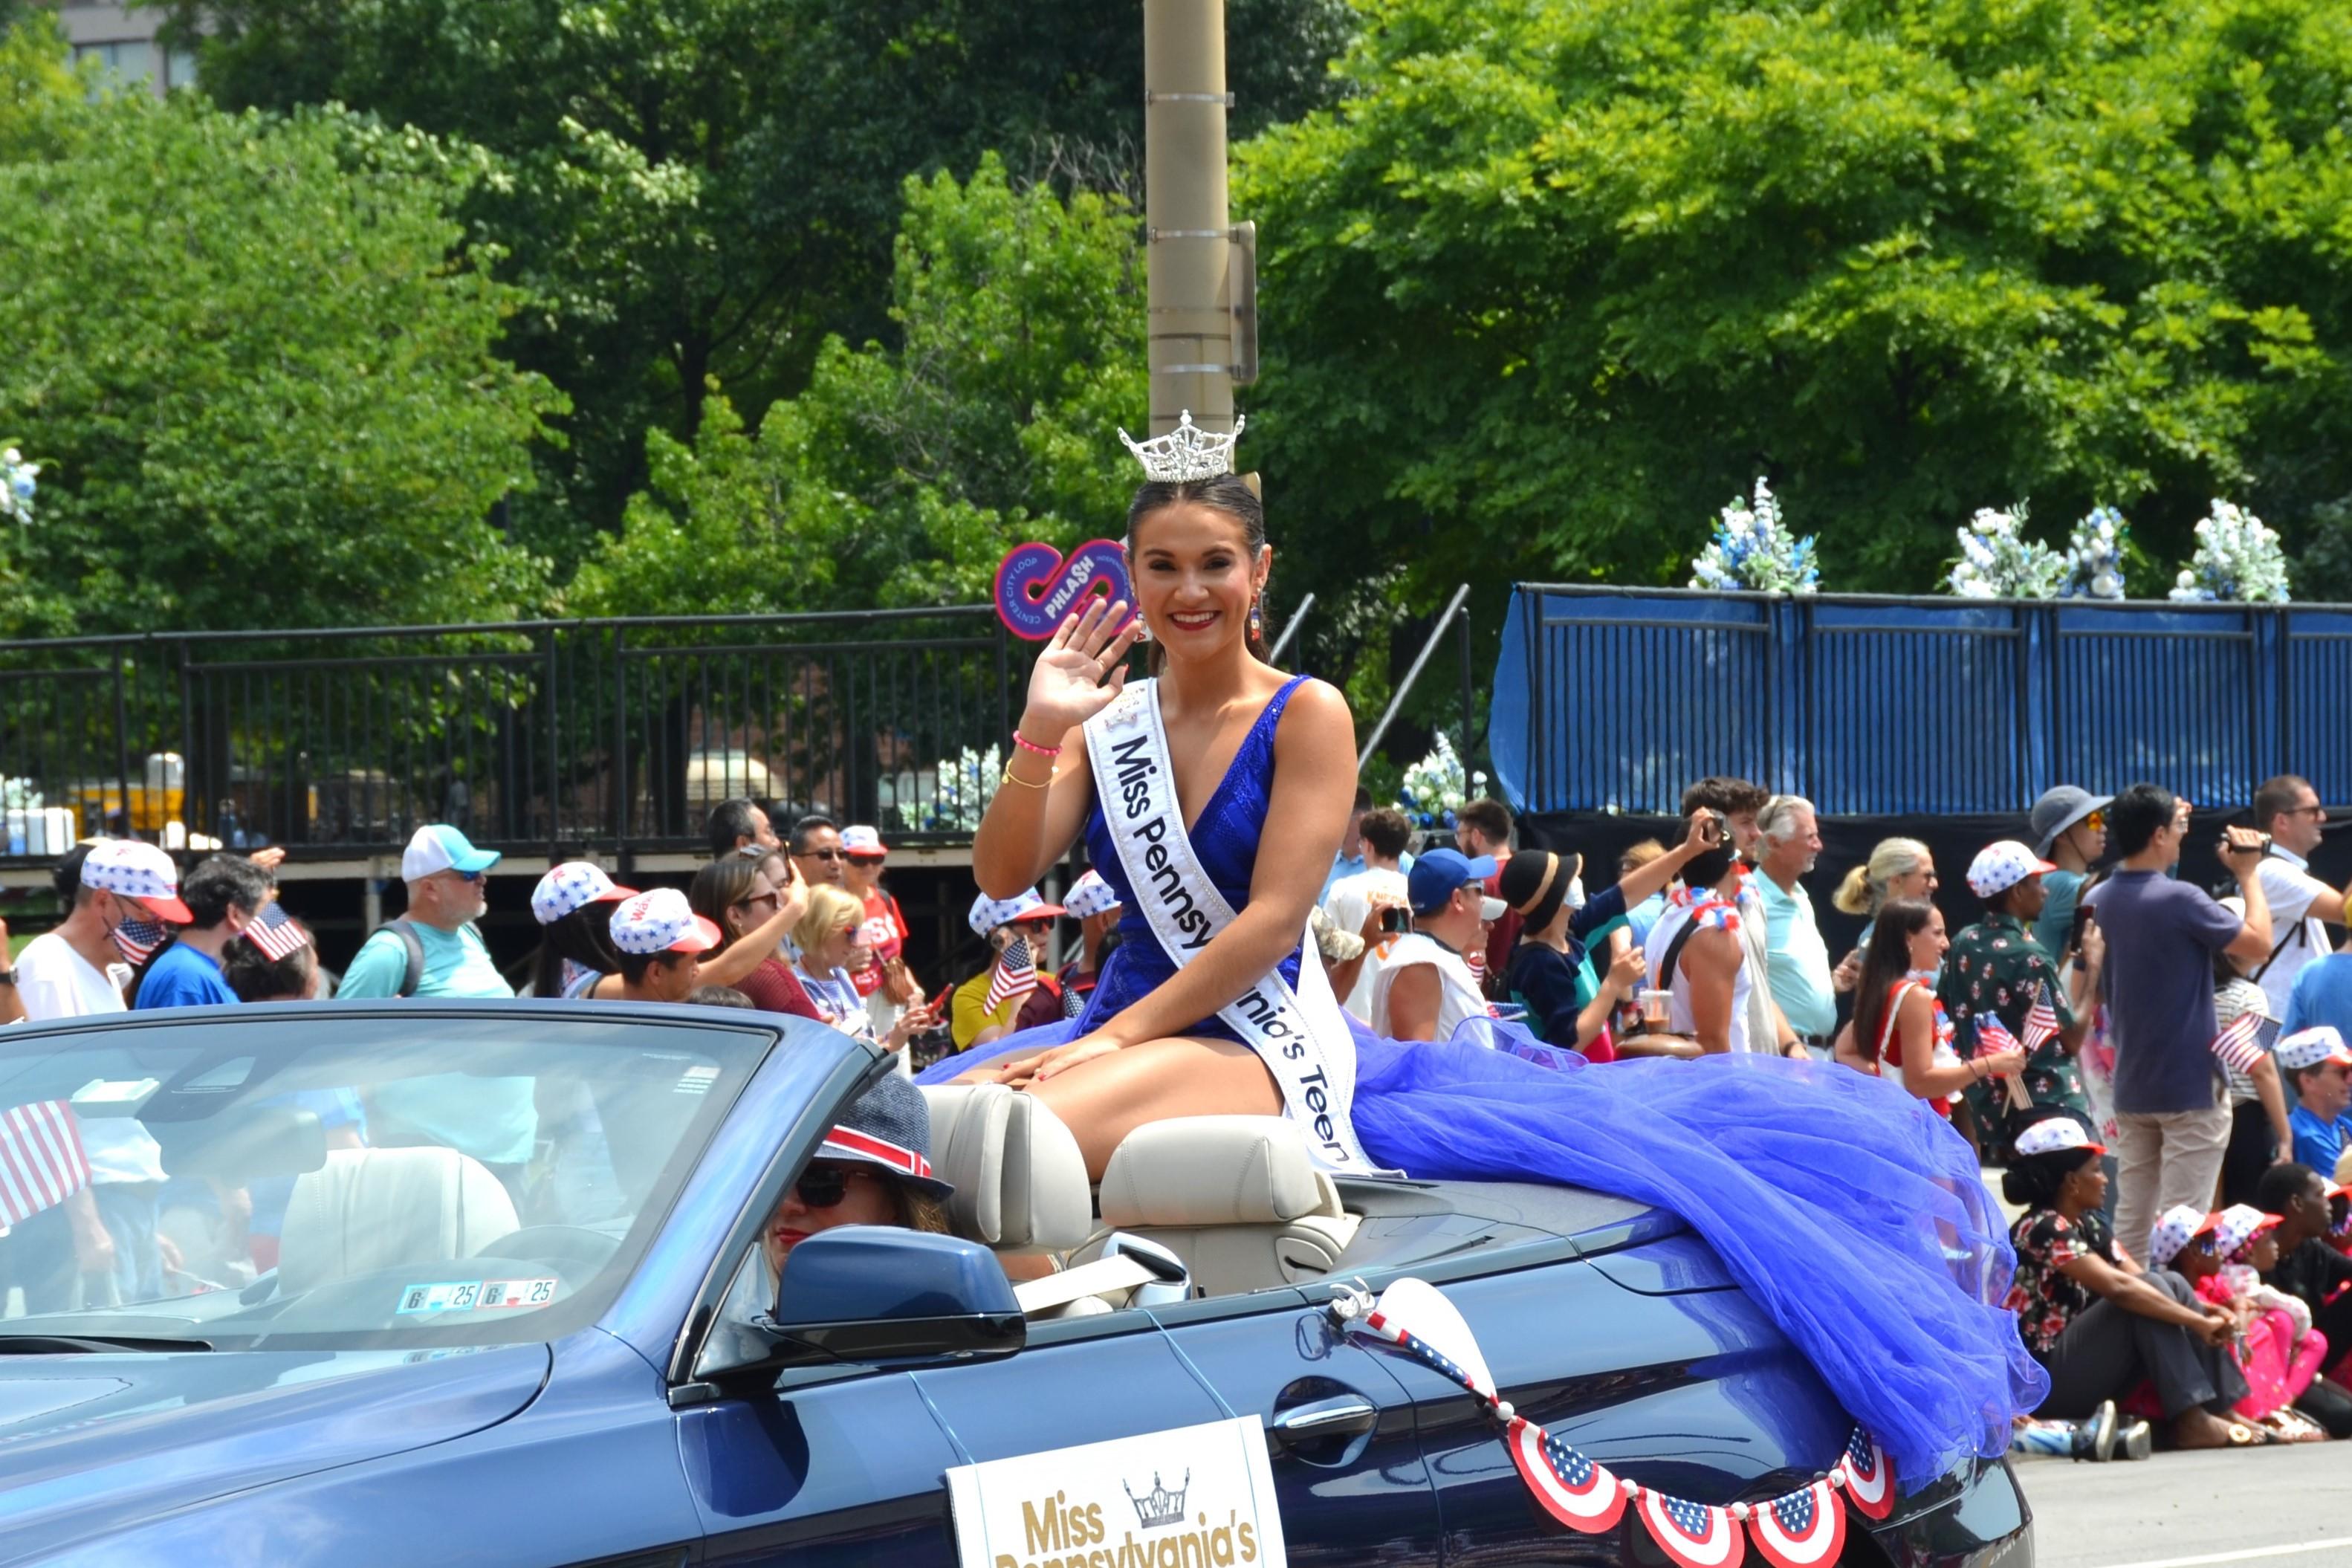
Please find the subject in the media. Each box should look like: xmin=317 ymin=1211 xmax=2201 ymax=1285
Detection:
xmin=2249 ymin=919 xmax=2307 ymax=984
xmin=1658 ymin=900 xmax=1731 ymax=991
xmin=381 ymin=919 xmax=427 ymax=998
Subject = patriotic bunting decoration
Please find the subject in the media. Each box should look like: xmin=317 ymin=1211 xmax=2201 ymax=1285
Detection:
xmin=1748 ymin=1478 xmax=1845 ymax=1568
xmin=1333 ymin=1277 xmax=1893 ymax=1566
xmin=983 ymin=936 xmax=1037 ymax=1012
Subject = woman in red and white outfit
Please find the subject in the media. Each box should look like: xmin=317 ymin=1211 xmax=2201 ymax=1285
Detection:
xmin=1837 ymin=898 xmax=2023 ymax=1111
xmin=842 ymin=825 xmax=915 ymax=1042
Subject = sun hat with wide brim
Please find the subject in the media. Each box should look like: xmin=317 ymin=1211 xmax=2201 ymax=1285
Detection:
xmin=2029 ymin=786 xmax=2111 ymax=858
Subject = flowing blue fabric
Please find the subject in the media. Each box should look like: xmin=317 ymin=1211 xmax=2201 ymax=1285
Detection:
xmin=922 ymin=676 xmax=2046 ymax=1488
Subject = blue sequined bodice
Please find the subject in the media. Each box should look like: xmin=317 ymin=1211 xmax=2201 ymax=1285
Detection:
xmin=1078 ymin=674 xmax=1310 ymax=1040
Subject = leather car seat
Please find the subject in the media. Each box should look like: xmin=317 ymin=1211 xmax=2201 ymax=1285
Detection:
xmin=277 ymin=1147 xmax=520 ymax=1295
xmin=1086 ymin=1116 xmax=1360 ymax=1297
xmin=917 ymin=1084 xmax=1092 ymax=1255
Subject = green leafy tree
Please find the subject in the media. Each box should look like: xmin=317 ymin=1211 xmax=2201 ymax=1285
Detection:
xmin=571 ymin=155 xmax=1144 ymax=616
xmin=163 ymin=0 xmax=1352 ymax=573
xmin=0 ymin=36 xmax=562 ymax=634
xmin=1237 ymin=0 xmax=2352 ymax=599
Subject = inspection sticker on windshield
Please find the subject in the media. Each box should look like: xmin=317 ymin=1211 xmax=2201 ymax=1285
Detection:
xmin=395 ymin=1278 xmax=558 ymax=1314
xmin=945 ymin=1415 xmax=1288 ymax=1568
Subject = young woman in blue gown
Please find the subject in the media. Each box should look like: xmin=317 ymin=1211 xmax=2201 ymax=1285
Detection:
xmin=923 ymin=449 xmax=2044 ymax=1488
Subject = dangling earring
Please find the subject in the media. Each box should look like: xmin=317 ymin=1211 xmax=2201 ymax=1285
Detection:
xmin=1133 ymin=614 xmax=1153 ymax=644
xmin=1248 ymin=597 xmax=1263 ymax=639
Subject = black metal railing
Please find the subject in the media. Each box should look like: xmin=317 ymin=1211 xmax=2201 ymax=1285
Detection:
xmin=0 ymin=609 xmax=1030 ymax=863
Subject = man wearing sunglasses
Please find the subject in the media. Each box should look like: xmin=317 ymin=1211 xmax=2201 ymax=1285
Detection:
xmin=2251 ymin=774 xmax=2345 ymax=1021
xmin=790 ymin=814 xmax=848 ymax=888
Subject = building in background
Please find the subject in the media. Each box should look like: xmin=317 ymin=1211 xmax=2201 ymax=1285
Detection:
xmin=51 ymin=2 xmax=194 ymax=98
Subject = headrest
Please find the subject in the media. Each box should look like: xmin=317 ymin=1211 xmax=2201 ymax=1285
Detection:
xmin=919 ymin=1084 xmax=1091 ymax=1254
xmin=277 ymin=1146 xmax=519 ymax=1296
xmin=1099 ymin=1116 xmax=1325 ymax=1228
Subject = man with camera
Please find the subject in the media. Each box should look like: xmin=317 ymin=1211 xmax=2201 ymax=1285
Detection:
xmin=2249 ymin=774 xmax=2345 ymax=1020
xmin=2084 ymin=783 xmax=2274 ymax=1263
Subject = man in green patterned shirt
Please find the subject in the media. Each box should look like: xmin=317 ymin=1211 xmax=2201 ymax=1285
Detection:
xmin=1940 ymin=840 xmax=2092 ymax=1152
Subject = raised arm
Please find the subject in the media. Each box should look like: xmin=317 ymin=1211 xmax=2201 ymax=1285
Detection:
xmin=1612 ymin=813 xmax=1725 ymax=910
xmin=973 ymin=598 xmax=1139 ymax=897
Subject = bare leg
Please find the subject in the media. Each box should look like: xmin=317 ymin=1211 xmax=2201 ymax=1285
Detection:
xmin=1025 ymin=1036 xmax=1280 ymax=1179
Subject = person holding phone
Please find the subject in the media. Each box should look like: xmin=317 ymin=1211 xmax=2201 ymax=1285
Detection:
xmin=1319 ymin=807 xmax=1413 ymax=1022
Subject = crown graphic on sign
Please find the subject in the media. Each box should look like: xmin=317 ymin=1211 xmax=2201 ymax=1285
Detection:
xmin=1124 ymin=1470 xmax=1190 ymax=1529
xmin=1118 ymin=412 xmax=1245 ymax=484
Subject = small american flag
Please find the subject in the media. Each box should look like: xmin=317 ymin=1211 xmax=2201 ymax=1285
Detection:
xmin=110 ymin=916 xmax=169 ymax=968
xmin=245 ymin=901 xmax=312 ymax=962
xmin=0 ymin=1101 xmax=91 ymax=1227
xmin=984 ymin=936 xmax=1037 ymax=1012
xmin=2021 ymin=982 xmax=2063 ymax=1053
xmin=2209 ymin=1008 xmax=2268 ymax=1075
xmin=1972 ymin=1011 xmax=2035 ymax=1111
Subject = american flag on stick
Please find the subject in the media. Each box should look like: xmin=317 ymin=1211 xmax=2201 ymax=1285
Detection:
xmin=0 ymin=1101 xmax=90 ymax=1228
xmin=1972 ymin=1011 xmax=2036 ymax=1112
xmin=2207 ymin=1008 xmax=2269 ymax=1075
xmin=245 ymin=901 xmax=312 ymax=963
xmin=984 ymin=936 xmax=1037 ymax=1012
xmin=2021 ymin=983 xmax=2063 ymax=1054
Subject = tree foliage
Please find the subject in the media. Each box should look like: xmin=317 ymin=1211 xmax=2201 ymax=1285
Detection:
xmin=1237 ymin=0 xmax=2352 ymax=597
xmin=164 ymin=0 xmax=1352 ymax=573
xmin=570 ymin=156 xmax=1146 ymax=616
xmin=0 ymin=23 xmax=563 ymax=635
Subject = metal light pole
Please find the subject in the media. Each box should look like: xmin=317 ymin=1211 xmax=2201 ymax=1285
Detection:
xmin=1144 ymin=0 xmax=1254 ymax=436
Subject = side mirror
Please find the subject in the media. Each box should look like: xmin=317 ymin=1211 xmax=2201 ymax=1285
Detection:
xmin=765 ymin=1227 xmax=1024 ymax=1368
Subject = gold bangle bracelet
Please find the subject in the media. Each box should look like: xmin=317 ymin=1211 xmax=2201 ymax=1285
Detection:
xmin=999 ymin=763 xmax=1054 ymax=791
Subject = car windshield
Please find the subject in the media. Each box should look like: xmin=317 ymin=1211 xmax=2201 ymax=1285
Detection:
xmin=0 ymin=1008 xmax=770 ymax=1351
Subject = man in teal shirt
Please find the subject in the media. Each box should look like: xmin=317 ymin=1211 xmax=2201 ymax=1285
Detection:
xmin=341 ymin=825 xmax=537 ymax=1182
xmin=1754 ymin=795 xmax=1838 ymax=1052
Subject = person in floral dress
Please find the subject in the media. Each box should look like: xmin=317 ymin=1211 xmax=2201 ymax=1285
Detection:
xmin=1940 ymin=840 xmax=2094 ymax=1154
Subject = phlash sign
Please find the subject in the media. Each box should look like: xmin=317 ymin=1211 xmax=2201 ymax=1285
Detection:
xmin=945 ymin=1414 xmax=1288 ymax=1568
xmin=995 ymin=540 xmax=1137 ymax=641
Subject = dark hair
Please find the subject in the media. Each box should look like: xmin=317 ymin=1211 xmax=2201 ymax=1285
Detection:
xmin=705 ymin=797 xmax=768 ymax=858
xmin=183 ymin=855 xmax=273 ymax=930
xmin=2106 ymin=783 xmax=2177 ymax=859
xmin=2001 ymin=1144 xmax=2099 ymax=1208
xmin=1352 ymin=785 xmax=1372 ymax=812
xmin=1853 ymin=898 xmax=1938 ymax=1063
xmin=531 ymin=903 xmax=627 ymax=1000
xmin=2255 ymin=774 xmax=2313 ymax=836
xmin=1358 ymin=808 xmax=1413 ymax=861
xmin=1457 ymin=798 xmax=1513 ymax=846
xmin=616 ymin=949 xmax=693 ymax=987
xmin=54 ymin=842 xmax=91 ymax=906
xmin=789 ymin=813 xmax=838 ymax=854
xmin=1126 ymin=473 xmax=1271 ymax=670
xmin=221 ymin=921 xmax=319 ymax=1002
xmin=690 ymin=852 xmax=780 ymax=959
xmin=1679 ymin=824 xmax=1739 ymax=895
xmin=2258 ymin=1162 xmax=2322 ymax=1215
xmin=1680 ymin=776 xmax=1769 ymax=818
xmin=687 ymin=983 xmax=755 ymax=1009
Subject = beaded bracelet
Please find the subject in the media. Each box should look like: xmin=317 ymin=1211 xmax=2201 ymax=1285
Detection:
xmin=1011 ymin=730 xmax=1062 ymax=759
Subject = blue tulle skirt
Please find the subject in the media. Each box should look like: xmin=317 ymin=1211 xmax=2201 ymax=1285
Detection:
xmin=920 ymin=1017 xmax=2047 ymax=1487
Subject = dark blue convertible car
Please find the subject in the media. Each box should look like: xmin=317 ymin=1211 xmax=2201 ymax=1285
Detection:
xmin=0 ymin=1000 xmax=2029 ymax=1565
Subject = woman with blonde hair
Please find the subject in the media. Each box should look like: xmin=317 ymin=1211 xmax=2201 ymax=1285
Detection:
xmin=1833 ymin=837 xmax=1937 ymax=992
xmin=793 ymin=882 xmax=936 ymax=1054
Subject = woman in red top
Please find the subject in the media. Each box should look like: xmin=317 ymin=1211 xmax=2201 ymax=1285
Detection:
xmin=1836 ymin=898 xmax=2022 ymax=1113
xmin=689 ymin=850 xmax=823 ymax=1020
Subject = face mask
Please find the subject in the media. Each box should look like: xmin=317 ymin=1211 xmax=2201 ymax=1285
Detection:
xmin=111 ymin=915 xmax=172 ymax=966
xmin=1562 ymin=876 xmax=1587 ymax=914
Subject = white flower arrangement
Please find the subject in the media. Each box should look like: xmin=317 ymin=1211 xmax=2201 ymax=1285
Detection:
xmin=2168 ymin=499 xmax=2290 ymax=603
xmin=2061 ymin=507 xmax=2129 ymax=600
xmin=1947 ymin=502 xmax=2064 ymax=598
xmin=1399 ymin=733 xmax=1483 ymax=829
xmin=0 ymin=447 xmax=36 ymax=526
xmin=1688 ymin=479 xmax=1818 ymax=594
xmin=893 ymin=743 xmax=1002 ymax=833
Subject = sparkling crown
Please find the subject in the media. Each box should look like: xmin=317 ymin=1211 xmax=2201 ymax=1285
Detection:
xmin=1124 ymin=1471 xmax=1190 ymax=1529
xmin=1118 ymin=411 xmax=1245 ymax=483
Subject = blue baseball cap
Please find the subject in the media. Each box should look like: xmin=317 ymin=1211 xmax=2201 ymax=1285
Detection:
xmin=1406 ymin=846 xmax=1500 ymax=916
xmin=402 ymin=823 xmax=501 ymax=881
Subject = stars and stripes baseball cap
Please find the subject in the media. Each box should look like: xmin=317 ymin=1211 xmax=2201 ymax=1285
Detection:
xmin=2276 ymin=1026 xmax=2352 ymax=1073
xmin=608 ymin=887 xmax=722 ymax=956
xmin=2214 ymin=1204 xmax=2282 ymax=1263
xmin=80 ymin=840 xmax=192 ymax=924
xmin=840 ymin=826 xmax=889 ymax=858
xmin=2146 ymin=1204 xmax=2224 ymax=1269
xmin=401 ymin=823 xmax=501 ymax=882
xmin=531 ymin=861 xmax=637 ymax=926
xmin=1062 ymin=869 xmax=1122 ymax=920
xmin=812 ymin=1072 xmax=953 ymax=1199
xmin=1966 ymin=840 xmax=2056 ymax=898
xmin=968 ymin=888 xmax=1063 ymax=936
xmin=2012 ymin=1116 xmax=2105 ymax=1159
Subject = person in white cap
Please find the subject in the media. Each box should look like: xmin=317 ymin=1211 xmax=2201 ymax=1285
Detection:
xmin=526 ymin=860 xmax=638 ymax=999
xmin=609 ymin=888 xmax=722 ymax=1004
xmin=2277 ymin=1026 xmax=2352 ymax=1174
xmin=840 ymin=826 xmax=915 ymax=1038
xmin=340 ymin=823 xmax=509 ymax=1002
xmin=950 ymin=888 xmax=1065 ymax=1050
xmin=1059 ymin=869 xmax=1125 ymax=1017
xmin=1938 ymin=840 xmax=2091 ymax=1150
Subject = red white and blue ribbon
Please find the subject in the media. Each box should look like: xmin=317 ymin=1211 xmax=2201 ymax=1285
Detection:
xmin=1334 ymin=1278 xmax=1892 ymax=1565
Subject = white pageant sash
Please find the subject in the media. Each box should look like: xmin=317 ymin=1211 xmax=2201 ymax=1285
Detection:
xmin=1084 ymin=679 xmax=1393 ymax=1175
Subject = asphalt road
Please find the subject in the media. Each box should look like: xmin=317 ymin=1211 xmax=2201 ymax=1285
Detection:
xmin=2019 ymin=1442 xmax=2352 ymax=1568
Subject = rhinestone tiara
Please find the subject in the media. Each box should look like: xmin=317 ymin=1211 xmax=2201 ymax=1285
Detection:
xmin=1118 ymin=410 xmax=1246 ymax=484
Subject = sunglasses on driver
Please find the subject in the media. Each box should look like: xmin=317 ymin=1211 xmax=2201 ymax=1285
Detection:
xmin=792 ymin=1163 xmax=881 ymax=1210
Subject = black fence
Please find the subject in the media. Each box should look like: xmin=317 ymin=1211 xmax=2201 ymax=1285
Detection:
xmin=0 ymin=609 xmax=1028 ymax=864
